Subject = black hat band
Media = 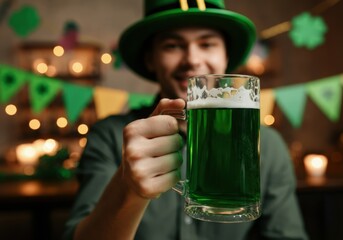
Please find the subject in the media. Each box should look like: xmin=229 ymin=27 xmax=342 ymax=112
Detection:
xmin=145 ymin=1 xmax=221 ymax=16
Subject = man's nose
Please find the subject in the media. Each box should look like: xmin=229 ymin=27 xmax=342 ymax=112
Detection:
xmin=183 ymin=45 xmax=201 ymax=67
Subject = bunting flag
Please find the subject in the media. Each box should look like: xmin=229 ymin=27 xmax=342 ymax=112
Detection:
xmin=93 ymin=87 xmax=128 ymax=119
xmin=128 ymin=93 xmax=155 ymax=110
xmin=1 ymin=64 xmax=343 ymax=127
xmin=0 ymin=65 xmax=27 ymax=103
xmin=260 ymin=89 xmax=275 ymax=123
xmin=306 ymin=75 xmax=342 ymax=122
xmin=62 ymin=83 xmax=94 ymax=124
xmin=275 ymin=84 xmax=307 ymax=128
xmin=29 ymin=75 xmax=62 ymax=114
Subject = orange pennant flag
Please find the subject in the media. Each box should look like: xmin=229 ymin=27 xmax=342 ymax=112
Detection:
xmin=93 ymin=87 xmax=129 ymax=119
xmin=260 ymin=89 xmax=275 ymax=124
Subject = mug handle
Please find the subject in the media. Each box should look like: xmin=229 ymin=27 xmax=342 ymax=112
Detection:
xmin=160 ymin=109 xmax=187 ymax=120
xmin=161 ymin=109 xmax=187 ymax=197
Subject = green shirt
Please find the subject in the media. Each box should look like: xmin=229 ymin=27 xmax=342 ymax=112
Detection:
xmin=63 ymin=104 xmax=308 ymax=240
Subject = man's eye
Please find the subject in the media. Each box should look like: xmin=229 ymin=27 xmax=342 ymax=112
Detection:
xmin=162 ymin=42 xmax=182 ymax=50
xmin=200 ymin=42 xmax=217 ymax=48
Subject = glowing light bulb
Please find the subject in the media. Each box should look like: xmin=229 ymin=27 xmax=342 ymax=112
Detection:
xmin=79 ymin=137 xmax=87 ymax=147
xmin=71 ymin=62 xmax=83 ymax=73
xmin=101 ymin=53 xmax=112 ymax=64
xmin=43 ymin=139 xmax=58 ymax=155
xmin=77 ymin=124 xmax=89 ymax=135
xmin=5 ymin=104 xmax=17 ymax=115
xmin=53 ymin=45 xmax=64 ymax=57
xmin=36 ymin=62 xmax=48 ymax=74
xmin=264 ymin=115 xmax=275 ymax=126
xmin=33 ymin=59 xmax=45 ymax=72
xmin=29 ymin=119 xmax=41 ymax=130
xmin=56 ymin=117 xmax=68 ymax=128
xmin=46 ymin=65 xmax=57 ymax=77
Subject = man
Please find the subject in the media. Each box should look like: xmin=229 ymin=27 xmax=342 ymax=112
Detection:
xmin=63 ymin=1 xmax=308 ymax=239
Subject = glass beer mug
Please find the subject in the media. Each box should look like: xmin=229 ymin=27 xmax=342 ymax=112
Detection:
xmin=169 ymin=74 xmax=261 ymax=223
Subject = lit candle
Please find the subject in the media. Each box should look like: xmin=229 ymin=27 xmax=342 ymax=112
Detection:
xmin=304 ymin=154 xmax=328 ymax=177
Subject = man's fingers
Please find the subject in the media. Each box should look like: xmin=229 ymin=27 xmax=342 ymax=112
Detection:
xmin=128 ymin=151 xmax=183 ymax=180
xmin=150 ymin=98 xmax=186 ymax=117
xmin=147 ymin=134 xmax=183 ymax=157
xmin=124 ymin=115 xmax=179 ymax=140
xmin=137 ymin=169 xmax=181 ymax=199
xmin=121 ymin=98 xmax=186 ymax=199
xmin=123 ymin=98 xmax=185 ymax=140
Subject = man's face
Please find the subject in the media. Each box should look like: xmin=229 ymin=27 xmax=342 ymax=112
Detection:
xmin=146 ymin=27 xmax=228 ymax=100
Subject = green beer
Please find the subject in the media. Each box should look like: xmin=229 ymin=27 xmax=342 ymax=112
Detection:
xmin=187 ymin=107 xmax=260 ymax=209
xmin=172 ymin=74 xmax=261 ymax=222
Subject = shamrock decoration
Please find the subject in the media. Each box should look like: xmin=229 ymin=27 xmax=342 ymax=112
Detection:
xmin=289 ymin=12 xmax=327 ymax=49
xmin=8 ymin=5 xmax=40 ymax=37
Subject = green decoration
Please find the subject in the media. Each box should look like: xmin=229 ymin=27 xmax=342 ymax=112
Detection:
xmin=275 ymin=84 xmax=307 ymax=128
xmin=289 ymin=12 xmax=327 ymax=49
xmin=306 ymin=75 xmax=342 ymax=122
xmin=0 ymin=65 xmax=27 ymax=103
xmin=112 ymin=49 xmax=123 ymax=69
xmin=62 ymin=83 xmax=94 ymax=124
xmin=8 ymin=5 xmax=40 ymax=37
xmin=63 ymin=21 xmax=79 ymax=32
xmin=29 ymin=75 xmax=62 ymax=114
xmin=128 ymin=93 xmax=155 ymax=110
xmin=60 ymin=21 xmax=79 ymax=50
xmin=35 ymin=148 xmax=74 ymax=180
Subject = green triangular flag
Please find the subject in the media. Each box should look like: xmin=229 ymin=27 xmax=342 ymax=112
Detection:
xmin=275 ymin=84 xmax=307 ymax=128
xmin=0 ymin=65 xmax=27 ymax=103
xmin=29 ymin=75 xmax=62 ymax=114
xmin=62 ymin=83 xmax=94 ymax=123
xmin=128 ymin=93 xmax=155 ymax=110
xmin=306 ymin=75 xmax=342 ymax=122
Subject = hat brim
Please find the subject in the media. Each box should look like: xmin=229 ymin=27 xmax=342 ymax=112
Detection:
xmin=119 ymin=8 xmax=256 ymax=82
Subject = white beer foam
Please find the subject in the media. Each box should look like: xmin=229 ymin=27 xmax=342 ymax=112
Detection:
xmin=188 ymin=86 xmax=259 ymax=109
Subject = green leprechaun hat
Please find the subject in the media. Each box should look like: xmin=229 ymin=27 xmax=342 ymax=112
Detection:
xmin=118 ymin=0 xmax=256 ymax=82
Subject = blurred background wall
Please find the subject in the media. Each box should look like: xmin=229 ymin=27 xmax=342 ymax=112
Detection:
xmin=0 ymin=0 xmax=342 ymax=239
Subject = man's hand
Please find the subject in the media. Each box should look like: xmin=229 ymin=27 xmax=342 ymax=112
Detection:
xmin=121 ymin=98 xmax=185 ymax=199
